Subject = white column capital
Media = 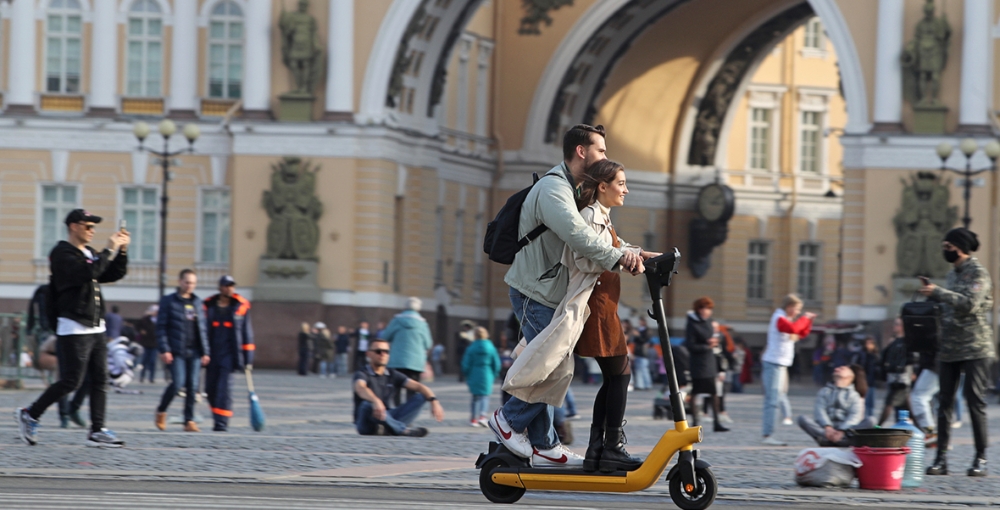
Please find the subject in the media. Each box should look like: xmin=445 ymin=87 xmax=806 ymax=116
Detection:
xmin=872 ymin=0 xmax=904 ymax=127
xmin=325 ymin=0 xmax=355 ymax=117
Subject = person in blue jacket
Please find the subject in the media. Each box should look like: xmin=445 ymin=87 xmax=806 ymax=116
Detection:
xmin=462 ymin=326 xmax=501 ymax=427
xmin=155 ymin=269 xmax=210 ymax=432
xmin=382 ymin=297 xmax=433 ymax=406
xmin=203 ymin=275 xmax=254 ymax=432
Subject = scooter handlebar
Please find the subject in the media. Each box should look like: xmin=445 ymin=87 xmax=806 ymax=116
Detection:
xmin=644 ymin=248 xmax=681 ymax=289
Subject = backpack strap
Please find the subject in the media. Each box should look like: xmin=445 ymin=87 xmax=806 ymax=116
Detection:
xmin=516 ymin=172 xmax=559 ymax=248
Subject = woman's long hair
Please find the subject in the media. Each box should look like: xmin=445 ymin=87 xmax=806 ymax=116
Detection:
xmin=849 ymin=363 xmax=868 ymax=398
xmin=575 ymin=159 xmax=624 ymax=210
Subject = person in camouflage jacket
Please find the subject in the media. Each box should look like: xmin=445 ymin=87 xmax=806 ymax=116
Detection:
xmin=920 ymin=227 xmax=993 ymax=477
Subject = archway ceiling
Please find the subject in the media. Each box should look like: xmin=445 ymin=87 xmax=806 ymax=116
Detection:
xmin=549 ymin=0 xmax=814 ymax=174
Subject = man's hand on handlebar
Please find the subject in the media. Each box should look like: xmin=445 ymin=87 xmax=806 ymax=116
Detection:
xmin=640 ymin=250 xmax=662 ymax=260
xmin=619 ymin=251 xmax=645 ymax=274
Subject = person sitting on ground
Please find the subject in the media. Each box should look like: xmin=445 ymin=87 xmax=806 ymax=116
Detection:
xmin=353 ymin=339 xmax=444 ymax=437
xmin=797 ymin=364 xmax=873 ymax=446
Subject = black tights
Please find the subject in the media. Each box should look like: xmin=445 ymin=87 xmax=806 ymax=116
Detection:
xmin=592 ymin=355 xmax=631 ymax=429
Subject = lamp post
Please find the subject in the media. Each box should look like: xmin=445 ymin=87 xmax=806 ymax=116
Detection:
xmin=935 ymin=138 xmax=1000 ymax=229
xmin=133 ymin=120 xmax=200 ymax=297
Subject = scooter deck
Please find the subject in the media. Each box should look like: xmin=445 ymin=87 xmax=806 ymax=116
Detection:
xmin=494 ymin=467 xmax=628 ymax=477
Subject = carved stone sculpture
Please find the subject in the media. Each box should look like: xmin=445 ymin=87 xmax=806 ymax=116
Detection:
xmin=279 ymin=0 xmax=324 ymax=95
xmin=262 ymin=157 xmax=323 ymax=260
xmin=519 ymin=0 xmax=574 ymax=35
xmin=902 ymin=0 xmax=950 ymax=106
xmin=893 ymin=172 xmax=957 ymax=278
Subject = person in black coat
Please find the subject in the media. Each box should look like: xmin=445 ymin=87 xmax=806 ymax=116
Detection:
xmin=684 ymin=297 xmax=728 ymax=432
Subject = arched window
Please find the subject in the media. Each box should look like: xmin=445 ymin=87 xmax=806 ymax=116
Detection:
xmin=207 ymin=1 xmax=243 ymax=99
xmin=126 ymin=0 xmax=163 ymax=97
xmin=45 ymin=0 xmax=83 ymax=93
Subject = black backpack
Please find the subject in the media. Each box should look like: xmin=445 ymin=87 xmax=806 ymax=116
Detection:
xmin=483 ymin=173 xmax=553 ymax=265
xmin=882 ymin=338 xmax=909 ymax=375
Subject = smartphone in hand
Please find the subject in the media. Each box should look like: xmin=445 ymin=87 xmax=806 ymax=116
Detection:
xmin=918 ymin=276 xmax=930 ymax=286
xmin=119 ymin=219 xmax=127 ymax=232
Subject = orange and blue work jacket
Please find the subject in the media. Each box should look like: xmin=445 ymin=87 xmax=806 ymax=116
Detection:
xmin=203 ymin=293 xmax=254 ymax=369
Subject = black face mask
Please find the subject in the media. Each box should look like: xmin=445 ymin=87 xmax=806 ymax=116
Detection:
xmin=943 ymin=249 xmax=960 ymax=263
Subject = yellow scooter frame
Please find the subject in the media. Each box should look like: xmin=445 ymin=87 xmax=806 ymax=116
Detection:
xmin=476 ymin=250 xmax=718 ymax=509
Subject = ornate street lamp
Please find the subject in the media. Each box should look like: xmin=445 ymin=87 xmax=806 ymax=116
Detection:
xmin=935 ymin=138 xmax=1000 ymax=229
xmin=133 ymin=120 xmax=200 ymax=297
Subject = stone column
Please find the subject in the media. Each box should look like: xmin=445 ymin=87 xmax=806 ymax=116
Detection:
xmin=958 ymin=0 xmax=991 ymax=132
xmin=168 ymin=0 xmax=198 ymax=118
xmin=323 ymin=0 xmax=354 ymax=121
xmin=7 ymin=0 xmax=37 ymax=114
xmin=243 ymin=0 xmax=273 ymax=119
xmin=872 ymin=0 xmax=904 ymax=131
xmin=89 ymin=0 xmax=117 ymax=116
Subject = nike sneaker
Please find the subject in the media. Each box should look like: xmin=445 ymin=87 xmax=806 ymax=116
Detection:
xmin=532 ymin=444 xmax=585 ymax=468
xmin=487 ymin=408 xmax=532 ymax=458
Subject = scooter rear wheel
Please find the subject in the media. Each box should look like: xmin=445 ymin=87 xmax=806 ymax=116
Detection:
xmin=479 ymin=457 xmax=525 ymax=504
xmin=667 ymin=465 xmax=717 ymax=510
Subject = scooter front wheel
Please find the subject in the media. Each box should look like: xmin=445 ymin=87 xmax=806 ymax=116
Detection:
xmin=667 ymin=465 xmax=717 ymax=510
xmin=479 ymin=457 xmax=525 ymax=504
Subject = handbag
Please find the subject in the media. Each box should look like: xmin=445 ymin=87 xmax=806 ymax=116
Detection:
xmin=900 ymin=294 xmax=940 ymax=352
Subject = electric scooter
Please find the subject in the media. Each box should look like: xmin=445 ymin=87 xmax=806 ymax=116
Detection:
xmin=476 ymin=248 xmax=717 ymax=509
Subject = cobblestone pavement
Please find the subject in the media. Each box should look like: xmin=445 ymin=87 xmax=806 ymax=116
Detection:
xmin=0 ymin=371 xmax=997 ymax=507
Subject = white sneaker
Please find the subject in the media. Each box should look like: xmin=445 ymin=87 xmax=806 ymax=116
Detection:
xmin=532 ymin=444 xmax=585 ymax=468
xmin=761 ymin=436 xmax=787 ymax=446
xmin=951 ymin=421 xmax=962 ymax=429
xmin=719 ymin=414 xmax=734 ymax=424
xmin=782 ymin=417 xmax=794 ymax=426
xmin=487 ymin=408 xmax=533 ymax=458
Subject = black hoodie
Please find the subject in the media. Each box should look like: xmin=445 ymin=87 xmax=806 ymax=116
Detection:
xmin=48 ymin=240 xmax=128 ymax=329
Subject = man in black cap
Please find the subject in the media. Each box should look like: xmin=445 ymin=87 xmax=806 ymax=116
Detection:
xmin=919 ymin=227 xmax=993 ymax=477
xmin=16 ymin=209 xmax=130 ymax=447
xmin=203 ymin=275 xmax=254 ymax=431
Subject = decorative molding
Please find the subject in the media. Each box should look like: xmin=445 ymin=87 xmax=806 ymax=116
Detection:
xmin=519 ymin=0 xmax=574 ymax=36
xmin=359 ymin=0 xmax=423 ymax=123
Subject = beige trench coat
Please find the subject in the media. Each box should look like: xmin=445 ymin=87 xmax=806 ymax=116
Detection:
xmin=502 ymin=203 xmax=639 ymax=406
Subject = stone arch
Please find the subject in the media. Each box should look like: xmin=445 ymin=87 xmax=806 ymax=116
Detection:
xmin=520 ymin=0 xmax=870 ymax=158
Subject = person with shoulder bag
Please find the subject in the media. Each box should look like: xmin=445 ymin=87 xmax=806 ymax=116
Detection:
xmin=920 ymin=228 xmax=993 ymax=477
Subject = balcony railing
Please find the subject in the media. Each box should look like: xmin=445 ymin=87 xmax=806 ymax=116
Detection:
xmin=33 ymin=260 xmax=229 ymax=288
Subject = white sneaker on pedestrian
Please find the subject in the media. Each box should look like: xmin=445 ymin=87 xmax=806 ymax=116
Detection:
xmin=782 ymin=417 xmax=794 ymax=426
xmin=478 ymin=416 xmax=489 ymax=427
xmin=761 ymin=436 xmax=787 ymax=446
xmin=487 ymin=408 xmax=533 ymax=458
xmin=951 ymin=421 xmax=962 ymax=429
xmin=719 ymin=413 xmax=734 ymax=424
xmin=470 ymin=419 xmax=482 ymax=427
xmin=532 ymin=444 xmax=585 ymax=468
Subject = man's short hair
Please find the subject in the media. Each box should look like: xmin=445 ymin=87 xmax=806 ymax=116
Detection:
xmin=369 ymin=338 xmax=389 ymax=349
xmin=178 ymin=268 xmax=196 ymax=280
xmin=562 ymin=124 xmax=606 ymax=160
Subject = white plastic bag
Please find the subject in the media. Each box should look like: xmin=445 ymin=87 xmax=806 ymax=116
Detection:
xmin=794 ymin=448 xmax=862 ymax=487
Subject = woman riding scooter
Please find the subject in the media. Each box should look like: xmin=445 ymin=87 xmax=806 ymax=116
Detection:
xmin=573 ymin=159 xmax=660 ymax=472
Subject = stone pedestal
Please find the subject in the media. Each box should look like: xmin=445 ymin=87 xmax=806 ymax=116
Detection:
xmin=254 ymin=259 xmax=321 ymax=302
xmin=912 ymin=104 xmax=948 ymax=134
xmin=891 ymin=275 xmax=945 ymax=317
xmin=278 ymin=93 xmax=315 ymax=122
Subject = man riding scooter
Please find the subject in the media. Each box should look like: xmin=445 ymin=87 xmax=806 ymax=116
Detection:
xmin=203 ymin=275 xmax=254 ymax=432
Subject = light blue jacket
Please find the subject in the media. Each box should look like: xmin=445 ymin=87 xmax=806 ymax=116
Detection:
xmin=382 ymin=310 xmax=433 ymax=372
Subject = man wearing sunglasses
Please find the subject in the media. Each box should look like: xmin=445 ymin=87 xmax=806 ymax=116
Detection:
xmin=17 ymin=209 xmax=130 ymax=447
xmin=353 ymin=338 xmax=444 ymax=436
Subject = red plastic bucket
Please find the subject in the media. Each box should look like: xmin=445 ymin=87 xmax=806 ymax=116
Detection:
xmin=852 ymin=446 xmax=911 ymax=490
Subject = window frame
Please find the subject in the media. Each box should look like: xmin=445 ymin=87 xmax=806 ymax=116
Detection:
xmin=746 ymin=240 xmax=771 ymax=303
xmin=798 ymin=110 xmax=823 ymax=174
xmin=196 ymin=187 xmax=232 ymax=264
xmin=205 ymin=0 xmax=244 ymax=100
xmin=795 ymin=88 xmax=835 ymax=177
xmin=36 ymin=182 xmax=80 ymax=259
xmin=744 ymin=85 xmax=785 ymax=175
xmin=796 ymin=241 xmax=822 ymax=303
xmin=118 ymin=184 xmax=161 ymax=262
xmin=802 ymin=17 xmax=827 ymax=58
xmin=44 ymin=0 xmax=85 ymax=94
xmin=125 ymin=0 xmax=165 ymax=98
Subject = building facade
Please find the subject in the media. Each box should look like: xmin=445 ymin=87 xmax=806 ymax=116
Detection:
xmin=1 ymin=0 xmax=998 ymax=367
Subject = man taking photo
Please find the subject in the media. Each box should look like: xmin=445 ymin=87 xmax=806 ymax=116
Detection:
xmin=17 ymin=209 xmax=129 ymax=447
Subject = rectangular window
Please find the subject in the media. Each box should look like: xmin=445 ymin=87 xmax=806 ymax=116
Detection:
xmin=747 ymin=241 xmax=769 ymax=300
xmin=200 ymin=189 xmax=231 ymax=263
xmin=804 ymin=18 xmax=824 ymax=50
xmin=45 ymin=10 xmax=83 ymax=93
xmin=122 ymin=187 xmax=159 ymax=261
xmin=797 ymin=242 xmax=820 ymax=301
xmin=207 ymin=4 xmax=244 ymax=99
xmin=800 ymin=111 xmax=822 ymax=173
xmin=39 ymin=184 xmax=79 ymax=256
xmin=126 ymin=9 xmax=164 ymax=97
xmin=749 ymin=108 xmax=772 ymax=171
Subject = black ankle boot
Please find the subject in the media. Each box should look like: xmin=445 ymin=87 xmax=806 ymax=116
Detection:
xmin=713 ymin=421 xmax=730 ymax=432
xmin=968 ymin=456 xmax=987 ymax=477
xmin=583 ymin=425 xmax=603 ymax=472
xmin=598 ymin=426 xmax=643 ymax=473
xmin=926 ymin=453 xmax=948 ymax=475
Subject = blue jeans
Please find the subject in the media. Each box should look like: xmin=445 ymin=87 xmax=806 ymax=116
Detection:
xmin=334 ymin=353 xmax=349 ymax=376
xmin=500 ymin=287 xmax=558 ymax=450
xmin=864 ymin=384 xmax=876 ymax=417
xmin=633 ymin=357 xmax=651 ymax=390
xmin=319 ymin=360 xmax=333 ymax=377
xmin=157 ymin=356 xmax=201 ymax=423
xmin=140 ymin=347 xmax=158 ymax=383
xmin=471 ymin=394 xmax=490 ymax=421
xmin=563 ymin=387 xmax=577 ymax=416
xmin=761 ymin=361 xmax=788 ymax=437
xmin=356 ymin=393 xmax=426 ymax=435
